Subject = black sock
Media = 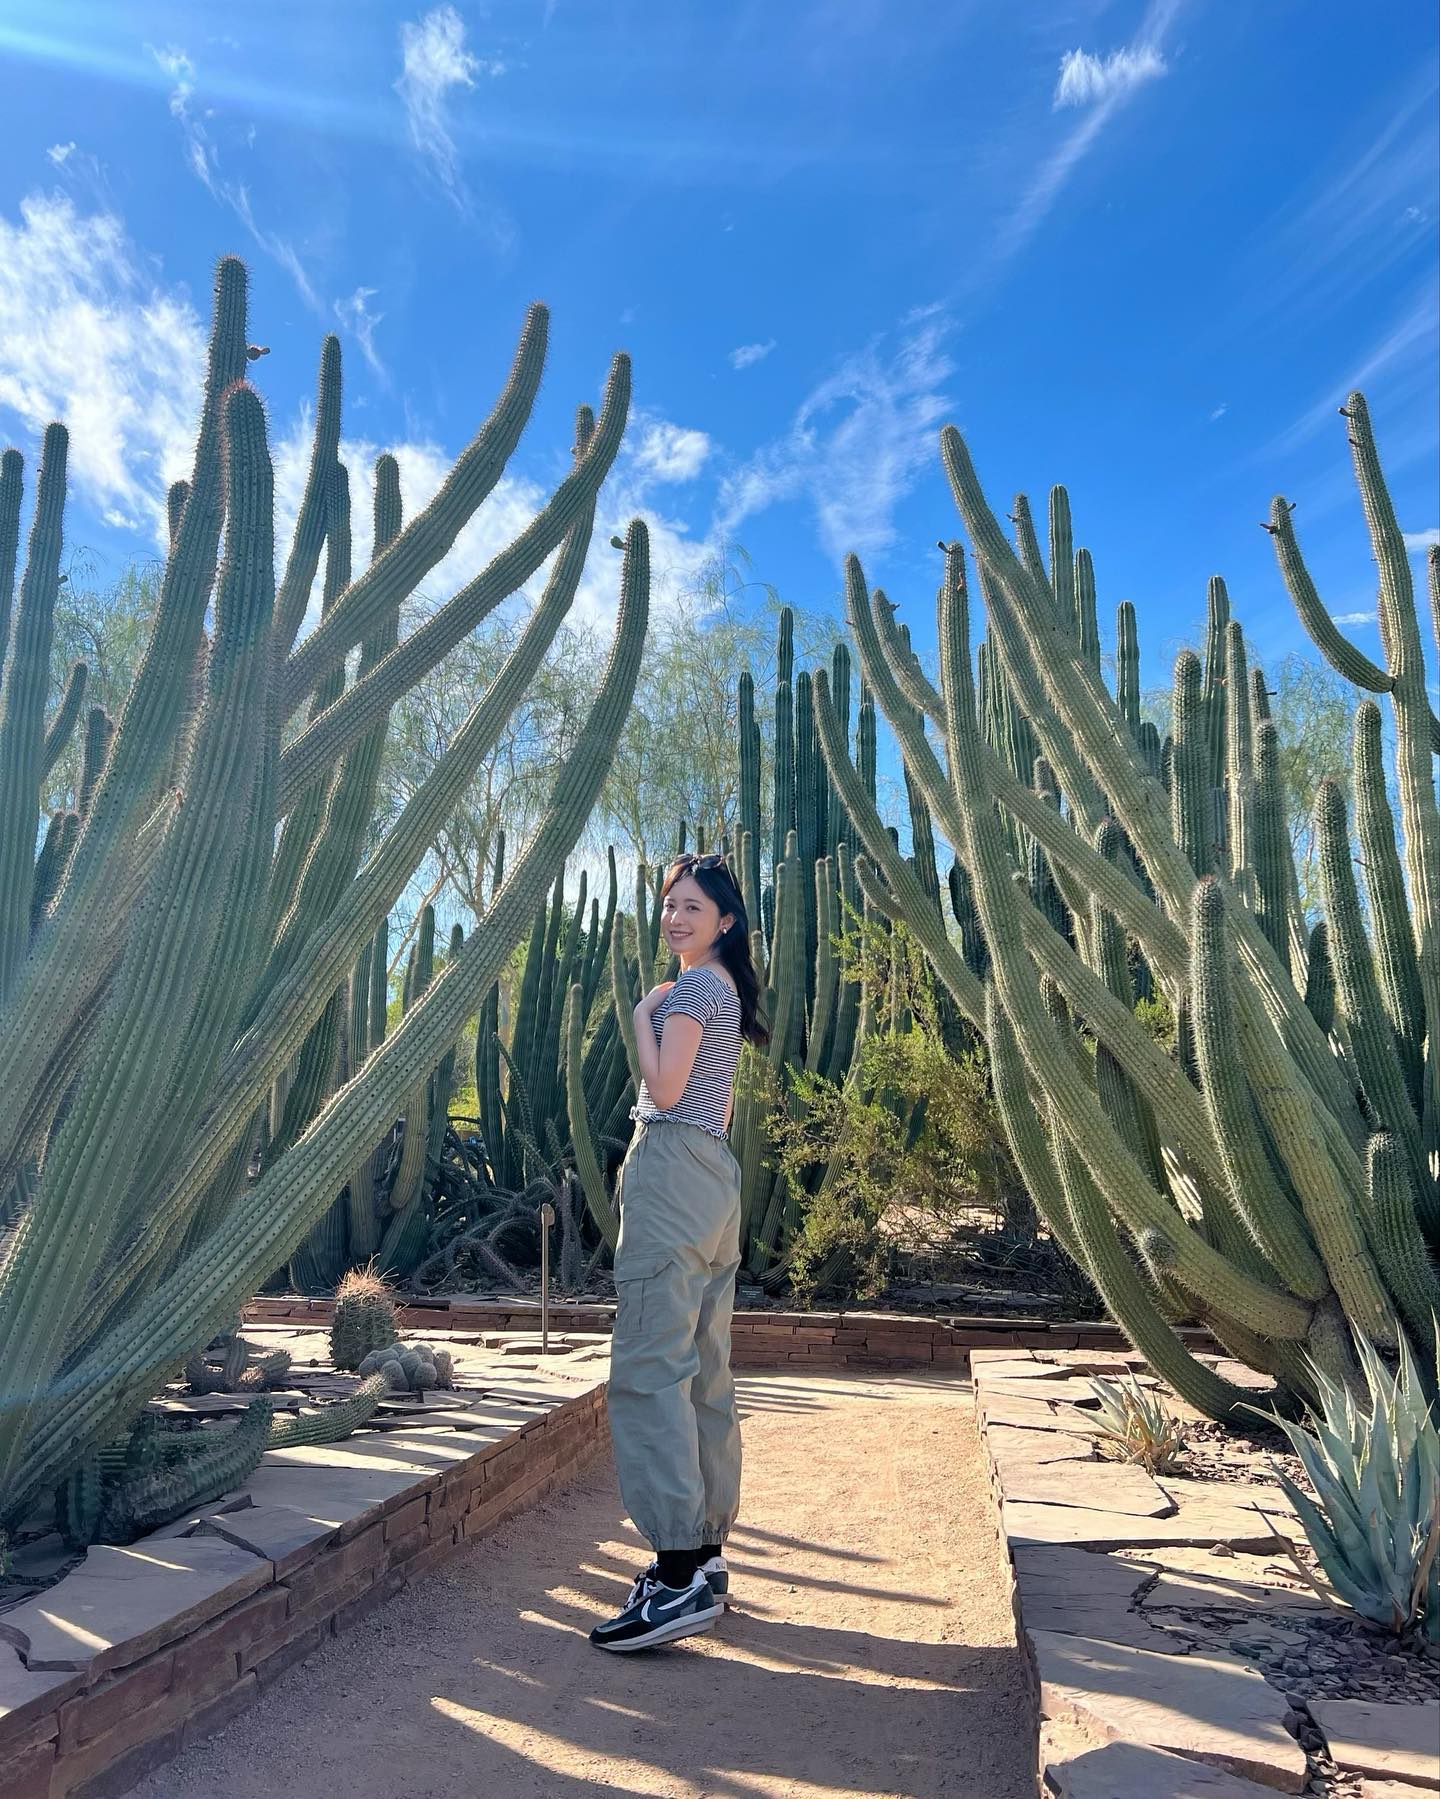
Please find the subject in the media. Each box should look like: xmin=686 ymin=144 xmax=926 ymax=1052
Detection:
xmin=698 ymin=1543 xmax=722 ymax=1563
xmin=656 ymin=1549 xmax=701 ymax=1588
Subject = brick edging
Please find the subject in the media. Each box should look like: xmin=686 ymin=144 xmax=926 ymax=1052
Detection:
xmin=4 ymin=1385 xmax=608 ymax=1799
xmin=246 ymin=1295 xmax=1215 ymax=1371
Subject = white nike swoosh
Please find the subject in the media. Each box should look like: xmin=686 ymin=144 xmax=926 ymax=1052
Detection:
xmin=642 ymin=1589 xmax=696 ymax=1623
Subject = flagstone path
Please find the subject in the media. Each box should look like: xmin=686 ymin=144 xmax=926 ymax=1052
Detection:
xmin=130 ymin=1368 xmax=1035 ymax=1799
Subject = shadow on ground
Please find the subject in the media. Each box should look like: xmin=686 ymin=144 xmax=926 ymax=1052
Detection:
xmin=135 ymin=1371 xmax=1036 ymax=1799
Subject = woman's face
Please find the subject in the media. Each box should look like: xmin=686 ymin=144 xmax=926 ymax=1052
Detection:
xmin=660 ymin=874 xmax=733 ymax=958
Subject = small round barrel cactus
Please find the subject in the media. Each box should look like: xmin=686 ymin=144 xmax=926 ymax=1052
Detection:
xmin=329 ymin=1266 xmax=398 ymax=1371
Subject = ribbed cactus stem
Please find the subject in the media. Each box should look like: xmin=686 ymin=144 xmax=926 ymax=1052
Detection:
xmin=1304 ymin=921 xmax=1335 ymax=1035
xmin=1250 ymin=722 xmax=1291 ymax=971
xmin=1115 ymin=601 xmax=1140 ymax=738
xmin=273 ymin=334 xmax=343 ymax=654
xmin=269 ymin=1372 xmax=388 ymax=1449
xmin=1315 ymin=778 xmax=1427 ymax=1195
xmin=1169 ymin=650 xmax=1210 ymax=875
xmin=40 ymin=660 xmax=88 ymax=781
xmin=1073 ymin=549 xmax=1099 ymax=672
xmin=1011 ymin=493 xmax=1051 ymax=609
xmin=1202 ymin=575 xmax=1230 ymax=798
xmin=0 ymin=448 xmax=23 ymax=660
xmin=772 ymin=676 xmax=795 ymax=881
xmin=1189 ymin=878 xmax=1329 ymax=1298
xmin=0 ymin=424 xmax=68 ymax=999
xmin=567 ymin=982 xmax=618 ymax=1250
xmin=1224 ymin=622 xmax=1253 ymax=885
xmin=1358 ymin=1133 xmax=1440 ymax=1344
xmin=738 ymin=670 xmax=762 ymax=923
xmin=77 ymin=706 xmax=113 ymax=818
xmin=1352 ymin=699 xmax=1425 ymax=1115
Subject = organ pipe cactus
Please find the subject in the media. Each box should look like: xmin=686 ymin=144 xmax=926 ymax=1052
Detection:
xmin=815 ymin=391 xmax=1438 ymax=1417
xmin=0 ymin=255 xmax=646 ymax=1525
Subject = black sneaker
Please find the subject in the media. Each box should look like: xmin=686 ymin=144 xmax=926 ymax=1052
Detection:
xmin=590 ymin=1571 xmax=722 ymax=1652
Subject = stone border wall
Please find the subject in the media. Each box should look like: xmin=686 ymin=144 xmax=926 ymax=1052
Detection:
xmin=246 ymin=1294 xmax=1216 ymax=1369
xmin=2 ymin=1384 xmax=607 ymax=1799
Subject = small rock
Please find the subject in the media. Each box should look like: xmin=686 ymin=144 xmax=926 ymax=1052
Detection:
xmin=1210 ymin=1543 xmax=1237 ymax=1557
xmin=1284 ymin=1708 xmax=1306 ymax=1738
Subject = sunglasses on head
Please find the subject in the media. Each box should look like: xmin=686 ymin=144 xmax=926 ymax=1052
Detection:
xmin=669 ymin=851 xmax=726 ymax=872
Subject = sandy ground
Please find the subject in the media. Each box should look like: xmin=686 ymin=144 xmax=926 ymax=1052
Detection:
xmin=134 ymin=1369 xmax=1036 ymax=1799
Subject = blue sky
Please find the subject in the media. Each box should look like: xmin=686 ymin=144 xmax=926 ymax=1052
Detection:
xmin=0 ymin=0 xmax=1436 ymax=690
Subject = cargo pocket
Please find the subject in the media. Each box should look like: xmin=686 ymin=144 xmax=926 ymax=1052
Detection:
xmin=613 ymin=1251 xmax=672 ymax=1338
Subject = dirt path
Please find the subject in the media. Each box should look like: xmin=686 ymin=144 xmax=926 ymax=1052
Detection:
xmin=134 ymin=1369 xmax=1035 ymax=1799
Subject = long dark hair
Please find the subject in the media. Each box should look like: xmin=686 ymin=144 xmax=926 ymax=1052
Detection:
xmin=661 ymin=854 xmax=770 ymax=1047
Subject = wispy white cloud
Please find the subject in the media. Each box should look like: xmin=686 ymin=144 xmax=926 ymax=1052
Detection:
xmin=396 ymin=5 xmax=504 ymax=210
xmin=1244 ymin=72 xmax=1437 ymax=323
xmin=46 ymin=142 xmax=76 ymax=166
xmin=729 ymin=340 xmax=776 ymax=371
xmin=334 ymin=286 xmax=387 ymax=381
xmin=630 ymin=419 xmax=710 ymax=483
xmin=1268 ymin=285 xmax=1439 ymax=455
xmin=1209 ymin=402 xmax=1228 ymax=422
xmin=1403 ymin=527 xmax=1438 ymax=552
xmin=149 ymin=42 xmax=322 ymax=313
xmin=1054 ymin=44 xmax=1165 ymax=110
xmin=989 ymin=0 xmax=1181 ymax=277
xmin=1331 ymin=610 xmax=1377 ymax=626
xmin=0 ymin=193 xmax=204 ymax=540
xmin=717 ymin=305 xmax=955 ymax=563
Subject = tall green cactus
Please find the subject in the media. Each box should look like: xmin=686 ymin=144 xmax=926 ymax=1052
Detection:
xmin=0 ymin=256 xmax=646 ymax=1524
xmin=814 ymin=391 xmax=1437 ymax=1417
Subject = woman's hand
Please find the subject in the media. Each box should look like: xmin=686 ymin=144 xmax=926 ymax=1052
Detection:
xmin=634 ymin=981 xmax=673 ymax=1021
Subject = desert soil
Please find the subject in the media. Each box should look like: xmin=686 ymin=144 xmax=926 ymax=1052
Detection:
xmin=134 ymin=1368 xmax=1035 ymax=1799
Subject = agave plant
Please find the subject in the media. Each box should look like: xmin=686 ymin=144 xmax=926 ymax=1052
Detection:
xmin=1256 ymin=1329 xmax=1440 ymax=1643
xmin=1088 ymin=1371 xmax=1188 ymax=1474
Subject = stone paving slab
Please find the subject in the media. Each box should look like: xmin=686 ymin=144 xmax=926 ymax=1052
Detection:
xmin=188 ymin=1504 xmax=339 ymax=1578
xmin=1141 ymin=1561 xmax=1327 ymax=1618
xmin=233 ymin=1461 xmax=432 ymax=1534
xmin=997 ymin=1456 xmax=1175 ymax=1516
xmin=1043 ymin=1734 xmax=1301 ymax=1797
xmin=1309 ymin=1698 xmax=1440 ymax=1789
xmin=979 ymin=1393 xmax=1106 ymax=1434
xmin=1003 ymin=1494 xmax=1287 ymax=1552
xmin=0 ymin=1539 xmax=272 ymax=1677
xmin=984 ymin=1422 xmax=1098 ymax=1466
xmin=1157 ymin=1477 xmax=1298 ymax=1522
xmin=1029 ymin=1629 xmax=1307 ymax=1791
xmin=1013 ymin=1547 xmax=1192 ymax=1653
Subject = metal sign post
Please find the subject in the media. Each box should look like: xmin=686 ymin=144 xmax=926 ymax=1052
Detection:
xmin=539 ymin=1200 xmax=555 ymax=1354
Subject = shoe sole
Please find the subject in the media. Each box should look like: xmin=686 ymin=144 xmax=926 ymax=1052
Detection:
xmin=592 ymin=1603 xmax=723 ymax=1653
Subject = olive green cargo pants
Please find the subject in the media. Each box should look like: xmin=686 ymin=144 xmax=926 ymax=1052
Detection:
xmin=608 ymin=1118 xmax=743 ymax=1551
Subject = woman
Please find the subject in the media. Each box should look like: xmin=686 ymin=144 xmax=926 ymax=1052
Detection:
xmin=590 ymin=851 xmax=769 ymax=1652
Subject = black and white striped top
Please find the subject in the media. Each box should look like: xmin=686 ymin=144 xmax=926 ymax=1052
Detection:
xmin=632 ymin=966 xmax=742 ymax=1138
